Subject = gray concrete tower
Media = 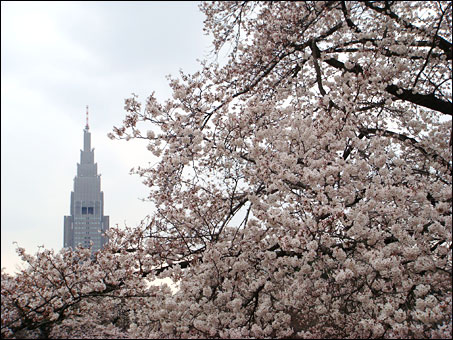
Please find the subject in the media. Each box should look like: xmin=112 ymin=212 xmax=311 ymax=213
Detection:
xmin=64 ymin=107 xmax=109 ymax=252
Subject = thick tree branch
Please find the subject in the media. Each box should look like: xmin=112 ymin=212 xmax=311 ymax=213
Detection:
xmin=341 ymin=1 xmax=361 ymax=33
xmin=310 ymin=40 xmax=327 ymax=96
xmin=385 ymin=85 xmax=452 ymax=116
xmin=320 ymin=55 xmax=452 ymax=115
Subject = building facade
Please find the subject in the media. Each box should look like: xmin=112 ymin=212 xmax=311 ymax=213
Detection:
xmin=64 ymin=115 xmax=109 ymax=252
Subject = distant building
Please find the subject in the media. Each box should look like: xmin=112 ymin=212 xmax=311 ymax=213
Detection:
xmin=64 ymin=107 xmax=109 ymax=253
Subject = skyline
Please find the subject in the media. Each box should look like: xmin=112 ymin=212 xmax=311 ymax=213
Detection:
xmin=1 ymin=1 xmax=211 ymax=274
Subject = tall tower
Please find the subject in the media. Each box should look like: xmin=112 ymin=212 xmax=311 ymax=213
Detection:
xmin=64 ymin=106 xmax=109 ymax=253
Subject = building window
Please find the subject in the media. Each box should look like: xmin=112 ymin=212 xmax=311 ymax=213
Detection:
xmin=82 ymin=206 xmax=94 ymax=214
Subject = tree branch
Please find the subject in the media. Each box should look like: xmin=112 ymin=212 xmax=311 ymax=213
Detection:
xmin=385 ymin=85 xmax=452 ymax=116
xmin=364 ymin=1 xmax=452 ymax=60
xmin=320 ymin=55 xmax=452 ymax=115
xmin=310 ymin=40 xmax=327 ymax=96
xmin=359 ymin=127 xmax=451 ymax=173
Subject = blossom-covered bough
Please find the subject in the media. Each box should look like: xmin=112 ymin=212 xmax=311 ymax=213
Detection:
xmin=2 ymin=1 xmax=451 ymax=338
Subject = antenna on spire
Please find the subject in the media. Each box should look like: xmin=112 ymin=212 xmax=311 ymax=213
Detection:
xmin=85 ymin=105 xmax=89 ymax=130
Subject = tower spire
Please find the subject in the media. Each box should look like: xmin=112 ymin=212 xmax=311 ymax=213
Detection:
xmin=85 ymin=105 xmax=89 ymax=130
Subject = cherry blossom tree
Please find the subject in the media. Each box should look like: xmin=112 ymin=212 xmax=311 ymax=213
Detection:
xmin=2 ymin=1 xmax=451 ymax=338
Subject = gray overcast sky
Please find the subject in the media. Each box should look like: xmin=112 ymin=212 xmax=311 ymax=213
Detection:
xmin=1 ymin=1 xmax=211 ymax=274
